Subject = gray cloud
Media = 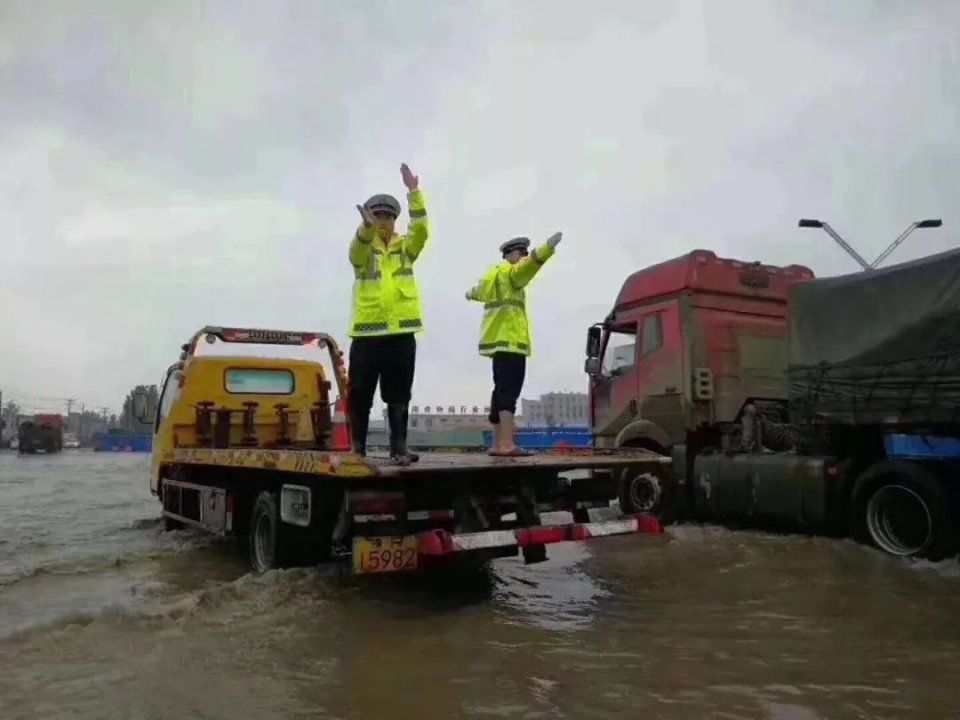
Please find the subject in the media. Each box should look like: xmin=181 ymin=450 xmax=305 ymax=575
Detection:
xmin=1 ymin=0 xmax=957 ymax=412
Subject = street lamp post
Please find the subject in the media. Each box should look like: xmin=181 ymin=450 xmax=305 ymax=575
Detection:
xmin=870 ymin=219 xmax=943 ymax=269
xmin=798 ymin=218 xmax=943 ymax=270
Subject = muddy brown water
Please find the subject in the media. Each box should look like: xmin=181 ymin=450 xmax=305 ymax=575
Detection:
xmin=1 ymin=452 xmax=959 ymax=719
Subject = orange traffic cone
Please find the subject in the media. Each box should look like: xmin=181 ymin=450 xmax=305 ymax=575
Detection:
xmin=330 ymin=396 xmax=351 ymax=452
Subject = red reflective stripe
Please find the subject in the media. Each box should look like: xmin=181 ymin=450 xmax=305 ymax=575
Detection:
xmin=415 ymin=514 xmax=662 ymax=558
xmin=418 ymin=530 xmax=455 ymax=556
xmin=516 ymin=526 xmax=568 ymax=547
xmin=636 ymin=514 xmax=663 ymax=534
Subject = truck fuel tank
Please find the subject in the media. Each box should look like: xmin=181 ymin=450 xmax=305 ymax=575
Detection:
xmin=693 ymin=453 xmax=833 ymax=526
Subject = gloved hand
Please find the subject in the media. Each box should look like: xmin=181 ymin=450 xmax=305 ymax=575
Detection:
xmin=464 ymin=291 xmax=472 ymax=301
xmin=400 ymin=163 xmax=419 ymax=190
xmin=546 ymin=231 xmax=562 ymax=249
xmin=356 ymin=204 xmax=374 ymax=228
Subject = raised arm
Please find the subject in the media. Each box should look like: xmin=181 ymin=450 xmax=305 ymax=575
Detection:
xmin=399 ymin=163 xmax=429 ymax=262
xmin=349 ymin=205 xmax=376 ymax=270
xmin=507 ymin=232 xmax=562 ymax=288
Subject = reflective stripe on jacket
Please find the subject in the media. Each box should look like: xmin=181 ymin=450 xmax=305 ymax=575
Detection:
xmin=348 ymin=189 xmax=429 ymax=337
xmin=467 ymin=243 xmax=555 ymax=357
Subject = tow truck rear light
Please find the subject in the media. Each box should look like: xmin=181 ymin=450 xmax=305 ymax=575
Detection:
xmin=516 ymin=526 xmax=568 ymax=546
xmin=349 ymin=492 xmax=406 ymax=516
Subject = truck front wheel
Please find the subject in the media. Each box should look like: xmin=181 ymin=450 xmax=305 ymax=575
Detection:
xmin=249 ymin=491 xmax=288 ymax=572
xmin=852 ymin=461 xmax=958 ymax=560
xmin=619 ymin=465 xmax=676 ymax=525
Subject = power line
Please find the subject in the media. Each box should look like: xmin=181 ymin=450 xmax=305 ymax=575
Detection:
xmin=0 ymin=389 xmax=72 ymax=403
xmin=0 ymin=387 xmax=107 ymax=417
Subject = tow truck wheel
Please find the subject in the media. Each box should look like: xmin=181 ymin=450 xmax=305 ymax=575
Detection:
xmin=249 ymin=491 xmax=288 ymax=572
xmin=852 ymin=461 xmax=958 ymax=560
xmin=619 ymin=464 xmax=676 ymax=525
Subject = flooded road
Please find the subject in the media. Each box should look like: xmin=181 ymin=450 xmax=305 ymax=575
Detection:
xmin=1 ymin=452 xmax=959 ymax=719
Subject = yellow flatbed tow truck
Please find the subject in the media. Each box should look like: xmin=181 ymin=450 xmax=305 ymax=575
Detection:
xmin=138 ymin=327 xmax=670 ymax=574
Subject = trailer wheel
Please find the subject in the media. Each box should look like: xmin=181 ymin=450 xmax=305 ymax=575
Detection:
xmin=619 ymin=464 xmax=676 ymax=525
xmin=249 ymin=491 xmax=288 ymax=572
xmin=852 ymin=461 xmax=958 ymax=560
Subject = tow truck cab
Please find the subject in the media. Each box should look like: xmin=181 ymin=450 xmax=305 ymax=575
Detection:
xmin=150 ymin=330 xmax=345 ymax=496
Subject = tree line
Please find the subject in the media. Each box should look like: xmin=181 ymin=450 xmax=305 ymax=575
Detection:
xmin=2 ymin=384 xmax=159 ymax=440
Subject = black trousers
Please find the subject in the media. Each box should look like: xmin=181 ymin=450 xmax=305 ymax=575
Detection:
xmin=488 ymin=352 xmax=526 ymax=424
xmin=349 ymin=333 xmax=417 ymax=429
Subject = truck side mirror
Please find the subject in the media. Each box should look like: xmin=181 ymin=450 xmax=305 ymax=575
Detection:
xmin=132 ymin=392 xmax=149 ymax=422
xmin=584 ymin=357 xmax=601 ymax=377
xmin=586 ymin=325 xmax=602 ymax=360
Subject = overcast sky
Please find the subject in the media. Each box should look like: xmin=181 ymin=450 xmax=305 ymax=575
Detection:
xmin=1 ymin=0 xmax=957 ymax=414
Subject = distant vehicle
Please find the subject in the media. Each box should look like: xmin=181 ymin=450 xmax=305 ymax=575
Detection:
xmin=585 ymin=248 xmax=960 ymax=560
xmin=63 ymin=433 xmax=81 ymax=449
xmin=18 ymin=414 xmax=64 ymax=454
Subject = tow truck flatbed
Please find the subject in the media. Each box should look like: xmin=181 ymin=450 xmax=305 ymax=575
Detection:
xmin=167 ymin=446 xmax=668 ymax=480
xmin=146 ymin=326 xmax=671 ymax=574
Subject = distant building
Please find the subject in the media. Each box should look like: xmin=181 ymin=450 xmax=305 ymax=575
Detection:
xmin=521 ymin=391 xmax=589 ymax=427
xmin=383 ymin=404 xmax=493 ymax=430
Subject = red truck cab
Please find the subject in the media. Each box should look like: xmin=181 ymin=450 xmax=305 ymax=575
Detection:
xmin=585 ymin=250 xmax=814 ymax=517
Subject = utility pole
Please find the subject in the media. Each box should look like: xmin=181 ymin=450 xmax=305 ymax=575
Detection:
xmin=65 ymin=398 xmax=76 ymax=418
xmin=78 ymin=403 xmax=86 ymax=441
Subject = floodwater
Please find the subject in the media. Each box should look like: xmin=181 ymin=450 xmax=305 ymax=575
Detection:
xmin=1 ymin=453 xmax=959 ymax=719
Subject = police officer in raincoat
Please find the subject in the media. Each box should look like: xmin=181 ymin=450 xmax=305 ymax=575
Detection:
xmin=348 ymin=164 xmax=428 ymax=464
xmin=466 ymin=232 xmax=562 ymax=456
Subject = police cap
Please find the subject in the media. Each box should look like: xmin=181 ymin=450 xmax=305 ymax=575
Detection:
xmin=364 ymin=194 xmax=401 ymax=218
xmin=499 ymin=237 xmax=531 ymax=257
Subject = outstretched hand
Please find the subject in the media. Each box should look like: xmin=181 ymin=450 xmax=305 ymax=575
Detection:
xmin=356 ymin=204 xmax=375 ymax=228
xmin=400 ymin=163 xmax=419 ymax=191
xmin=465 ymin=291 xmax=472 ymax=301
xmin=546 ymin=231 xmax=562 ymax=249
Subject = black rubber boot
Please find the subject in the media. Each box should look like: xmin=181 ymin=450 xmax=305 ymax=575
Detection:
xmin=351 ymin=410 xmax=369 ymax=457
xmin=401 ymin=405 xmax=419 ymax=463
xmin=387 ymin=404 xmax=412 ymax=466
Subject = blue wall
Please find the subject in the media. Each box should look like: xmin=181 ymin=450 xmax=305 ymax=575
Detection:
xmin=92 ymin=433 xmax=153 ymax=452
xmin=482 ymin=426 xmax=592 ymax=450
